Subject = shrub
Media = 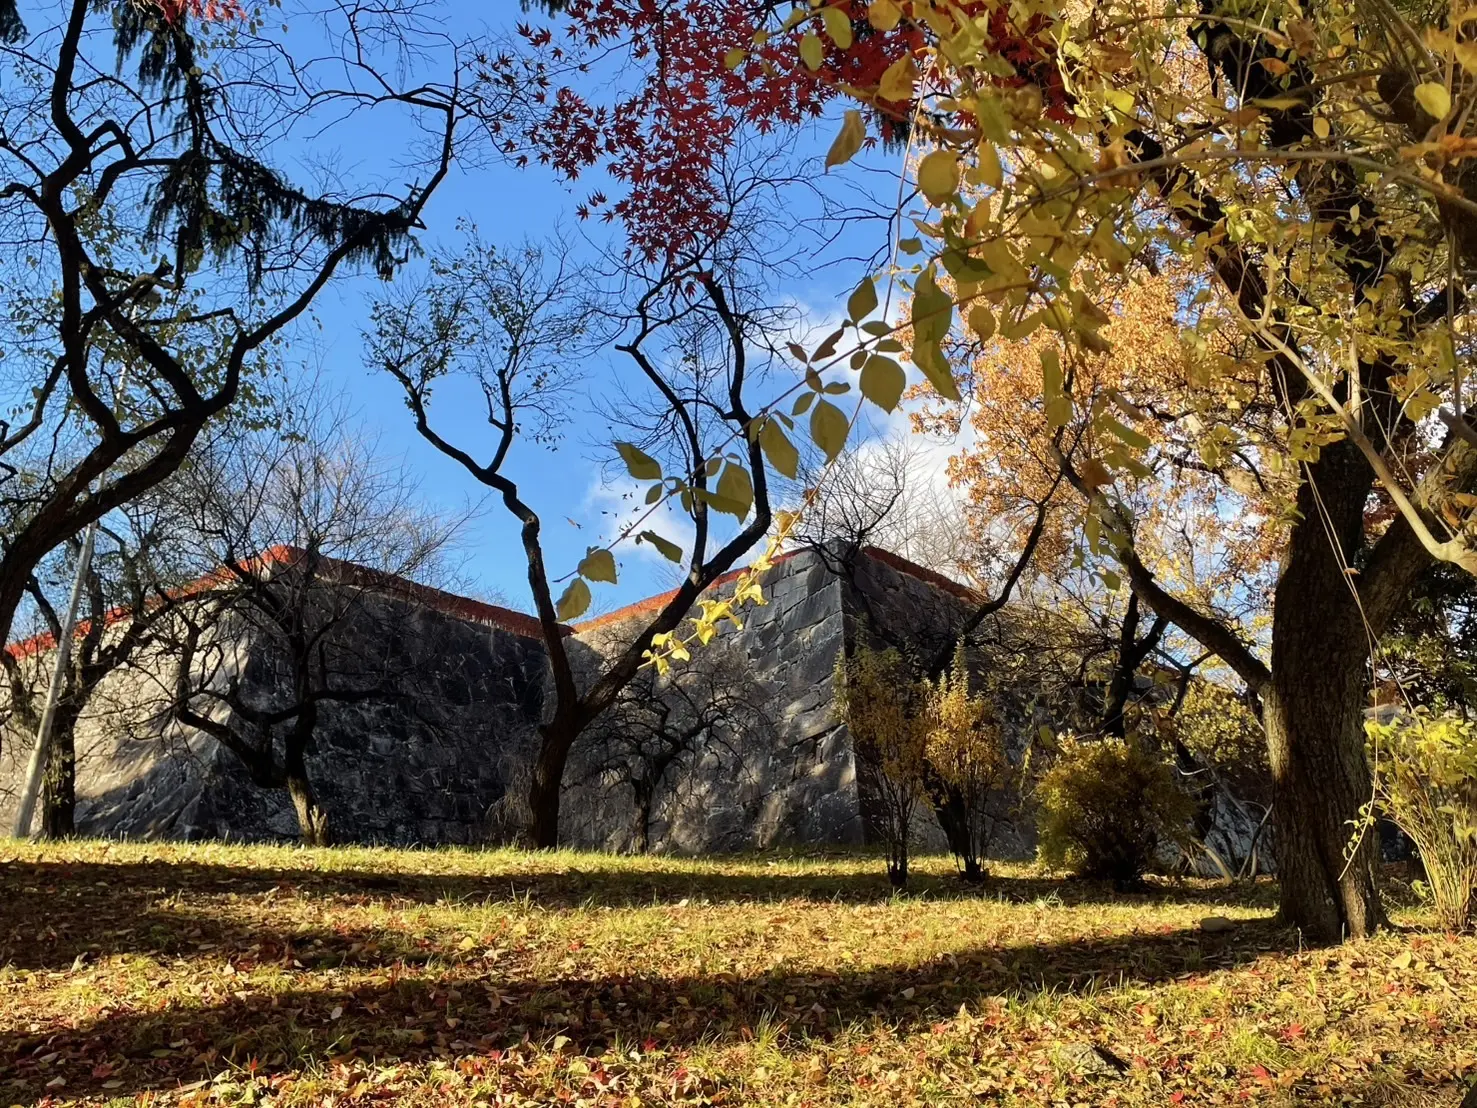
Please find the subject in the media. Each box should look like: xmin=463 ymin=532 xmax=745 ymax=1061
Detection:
xmin=1365 ymin=712 xmax=1477 ymax=932
xmin=923 ymin=644 xmax=1014 ymax=881
xmin=835 ymin=645 xmax=927 ymax=887
xmin=1036 ymin=734 xmax=1197 ymax=887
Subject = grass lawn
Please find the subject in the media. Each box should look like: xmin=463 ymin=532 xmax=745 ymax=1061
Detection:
xmin=0 ymin=842 xmax=1473 ymax=1107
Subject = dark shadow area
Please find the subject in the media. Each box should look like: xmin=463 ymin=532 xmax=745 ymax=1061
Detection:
xmin=0 ymin=913 xmax=1297 ymax=1101
xmin=0 ymin=854 xmax=1275 ymax=962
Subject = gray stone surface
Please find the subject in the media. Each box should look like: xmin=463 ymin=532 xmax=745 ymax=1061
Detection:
xmin=2 ymin=545 xmax=1265 ymax=870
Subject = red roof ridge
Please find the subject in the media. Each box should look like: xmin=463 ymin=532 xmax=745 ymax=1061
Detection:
xmin=858 ymin=546 xmax=984 ymax=603
xmin=5 ymin=545 xmax=553 ymax=660
xmin=7 ymin=543 xmax=986 ymax=662
xmin=572 ymin=548 xmax=805 ymax=633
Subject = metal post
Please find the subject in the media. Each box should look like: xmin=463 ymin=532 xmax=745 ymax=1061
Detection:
xmin=11 ymin=522 xmax=100 ymax=838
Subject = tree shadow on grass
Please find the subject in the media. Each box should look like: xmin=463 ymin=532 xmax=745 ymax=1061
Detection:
xmin=0 ymin=913 xmax=1296 ymax=1102
xmin=0 ymin=855 xmax=1275 ymax=968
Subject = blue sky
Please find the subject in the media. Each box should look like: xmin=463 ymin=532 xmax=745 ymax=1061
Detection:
xmin=270 ymin=0 xmax=915 ymax=615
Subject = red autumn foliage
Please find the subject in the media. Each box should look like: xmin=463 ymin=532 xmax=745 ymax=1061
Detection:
xmin=502 ymin=1 xmax=1069 ymax=261
xmin=500 ymin=1 xmax=922 ymax=261
xmin=154 ymin=0 xmax=245 ymax=24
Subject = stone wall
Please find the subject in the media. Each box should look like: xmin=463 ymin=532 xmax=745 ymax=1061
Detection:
xmin=2 ymin=590 xmax=549 ymax=845
xmin=560 ymin=549 xmax=863 ymax=853
xmin=2 ymin=545 xmax=1270 ymax=872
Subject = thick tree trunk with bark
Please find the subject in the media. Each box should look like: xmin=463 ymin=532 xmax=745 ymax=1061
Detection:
xmin=39 ymin=704 xmax=80 ymax=840
xmin=284 ymin=715 xmax=329 ymax=847
xmin=529 ymin=718 xmax=577 ymax=849
xmin=1266 ymin=445 xmax=1385 ymax=943
xmin=286 ymin=767 xmax=330 ymax=847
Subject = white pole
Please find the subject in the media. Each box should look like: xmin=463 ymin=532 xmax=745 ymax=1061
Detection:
xmin=11 ymin=521 xmax=100 ymax=838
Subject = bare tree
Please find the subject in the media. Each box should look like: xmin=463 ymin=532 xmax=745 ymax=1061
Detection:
xmin=369 ymin=162 xmax=800 ymax=845
xmin=0 ymin=0 xmax=480 ymax=649
xmin=577 ymin=649 xmax=775 ymax=853
xmin=2 ymin=496 xmax=202 ymax=837
xmin=138 ymin=405 xmax=467 ymax=844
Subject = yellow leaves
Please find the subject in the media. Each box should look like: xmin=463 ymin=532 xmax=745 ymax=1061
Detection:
xmin=1313 ymin=115 xmax=1330 ymax=140
xmin=968 ymin=305 xmax=995 ymax=341
xmin=819 ymin=4 xmax=853 ymax=49
xmin=1416 ymin=81 xmax=1452 ymax=120
xmin=975 ymin=142 xmax=1003 ymax=189
xmin=616 ymin=441 xmax=661 ymax=481
xmin=810 ymin=398 xmax=850 ymax=461
xmin=556 ymin=578 xmax=592 ymax=622
xmin=860 ymin=354 xmax=906 ymax=411
xmin=712 ymin=461 xmax=754 ymax=518
xmin=1103 ymin=88 xmax=1135 ymax=117
xmin=759 ymin=417 xmax=800 ymax=478
xmin=636 ymin=529 xmax=683 ymax=563
xmin=867 ymin=0 xmax=901 ymax=32
xmin=878 ymin=53 xmax=917 ymax=102
xmin=577 ymin=547 xmax=617 ymax=584
xmin=917 ymin=150 xmax=961 ymax=205
xmin=723 ymin=48 xmax=745 ymax=71
xmin=1042 ymin=349 xmax=1072 ymax=429
xmin=800 ymin=31 xmax=824 ymax=72
xmin=826 ymin=109 xmax=867 ymax=169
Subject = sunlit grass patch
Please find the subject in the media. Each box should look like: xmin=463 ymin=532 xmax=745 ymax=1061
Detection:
xmin=0 ymin=840 xmax=1472 ymax=1106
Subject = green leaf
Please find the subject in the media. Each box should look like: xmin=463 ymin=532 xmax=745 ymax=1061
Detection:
xmin=712 ymin=462 xmax=754 ymax=518
xmin=859 ymin=354 xmax=906 ymax=411
xmin=814 ymin=326 xmax=845 ymax=361
xmin=645 ymin=482 xmax=663 ymax=505
xmin=847 ymin=277 xmax=879 ymax=322
xmin=826 ymin=109 xmax=867 ymax=169
xmin=977 ymin=143 xmax=1003 ymax=189
xmin=800 ymin=31 xmax=823 ymax=71
xmin=820 ymin=5 xmax=852 ymax=48
xmin=556 ymin=578 xmax=592 ymax=621
xmin=1416 ymin=81 xmax=1452 ymax=119
xmin=638 ymin=530 xmax=683 ymax=563
xmin=792 ymin=392 xmax=816 ymax=416
xmin=810 ymin=399 xmax=850 ymax=461
xmin=616 ymin=441 xmax=661 ymax=481
xmin=1102 ymin=414 xmax=1151 ymax=451
xmin=917 ymin=150 xmax=960 ymax=205
xmin=912 ymin=336 xmax=960 ymax=401
xmin=577 ymin=547 xmax=617 ymax=584
xmin=760 ymin=418 xmax=800 ymax=478
xmin=912 ymin=267 xmax=953 ymax=343
xmin=968 ymin=305 xmax=995 ymax=341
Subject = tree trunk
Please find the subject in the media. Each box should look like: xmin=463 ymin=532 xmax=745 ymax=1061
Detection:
xmin=39 ymin=705 xmax=79 ymax=840
xmin=284 ymin=737 xmax=329 ymax=847
xmin=528 ymin=718 xmax=578 ymax=849
xmin=286 ymin=768 xmax=330 ymax=847
xmin=1266 ymin=446 xmax=1385 ymax=943
xmin=631 ymin=779 xmax=654 ymax=854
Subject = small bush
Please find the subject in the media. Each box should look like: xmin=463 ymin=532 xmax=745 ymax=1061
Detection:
xmin=1365 ymin=712 xmax=1477 ymax=932
xmin=924 ymin=644 xmax=1014 ymax=881
xmin=1036 ymin=734 xmax=1196 ymax=887
xmin=835 ymin=645 xmax=927 ymax=887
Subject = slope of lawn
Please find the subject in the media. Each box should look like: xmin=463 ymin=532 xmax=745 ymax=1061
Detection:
xmin=0 ymin=841 xmax=1473 ymax=1106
